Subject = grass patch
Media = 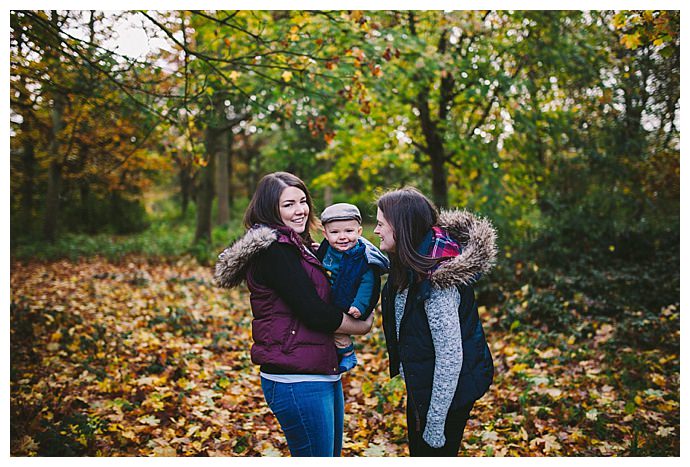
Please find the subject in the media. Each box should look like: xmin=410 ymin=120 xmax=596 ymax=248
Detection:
xmin=11 ymin=201 xmax=247 ymax=264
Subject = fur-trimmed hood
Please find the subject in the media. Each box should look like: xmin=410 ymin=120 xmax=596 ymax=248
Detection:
xmin=430 ymin=209 xmax=498 ymax=289
xmin=214 ymin=225 xmax=278 ymax=289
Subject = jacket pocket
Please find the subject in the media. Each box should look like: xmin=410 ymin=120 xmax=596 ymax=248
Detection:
xmin=280 ymin=318 xmax=298 ymax=354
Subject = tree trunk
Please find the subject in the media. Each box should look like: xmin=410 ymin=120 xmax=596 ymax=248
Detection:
xmin=195 ymin=104 xmax=226 ymax=244
xmin=227 ymin=132 xmax=235 ymax=208
xmin=194 ymin=144 xmax=216 ymax=244
xmin=417 ymin=89 xmax=448 ymax=208
xmin=215 ymin=127 xmax=230 ymax=225
xmin=20 ymin=123 xmax=35 ymax=233
xmin=17 ymin=45 xmax=35 ymax=234
xmin=430 ymin=153 xmax=448 ymax=209
xmin=406 ymin=13 xmax=449 ymax=208
xmin=246 ymin=140 xmax=261 ymax=196
xmin=324 ymin=185 xmax=333 ymax=208
xmin=179 ymin=162 xmax=193 ymax=217
xmin=42 ymin=93 xmax=66 ymax=243
xmin=43 ymin=161 xmax=63 ymax=243
xmin=79 ymin=182 xmax=90 ymax=232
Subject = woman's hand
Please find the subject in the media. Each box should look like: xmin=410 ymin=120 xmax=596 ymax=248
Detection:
xmin=334 ymin=333 xmax=353 ymax=348
xmin=423 ymin=421 xmax=446 ymax=448
xmin=360 ymin=311 xmax=375 ymax=334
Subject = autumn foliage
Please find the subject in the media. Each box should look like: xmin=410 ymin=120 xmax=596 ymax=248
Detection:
xmin=10 ymin=255 xmax=679 ymax=456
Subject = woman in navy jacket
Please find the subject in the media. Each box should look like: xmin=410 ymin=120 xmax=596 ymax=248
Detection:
xmin=374 ymin=187 xmax=497 ymax=456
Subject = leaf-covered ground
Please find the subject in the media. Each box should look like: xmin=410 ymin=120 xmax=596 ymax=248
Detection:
xmin=10 ymin=256 xmax=680 ymax=456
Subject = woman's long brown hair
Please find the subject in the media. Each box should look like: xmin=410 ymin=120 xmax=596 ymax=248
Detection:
xmin=243 ymin=171 xmax=319 ymax=246
xmin=377 ymin=187 xmax=444 ymax=290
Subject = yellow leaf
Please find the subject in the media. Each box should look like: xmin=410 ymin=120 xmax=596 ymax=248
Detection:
xmin=261 ymin=444 xmax=283 ymax=456
xmin=139 ymin=415 xmax=161 ymax=426
xmin=197 ymin=427 xmax=214 ymax=441
xmin=651 ymin=373 xmax=666 ymax=387
xmin=218 ymin=377 xmax=230 ymax=389
xmin=519 ymin=427 xmax=528 ymax=441
xmin=153 ymin=445 xmax=177 ymax=456
xmin=621 ymin=32 xmax=642 ymax=50
xmin=511 ymin=362 xmax=529 ymax=373
xmin=229 ymin=70 xmax=240 ymax=82
xmin=350 ymin=11 xmax=363 ymax=22
xmin=281 ymin=71 xmax=293 ymax=82
xmin=658 ymin=401 xmax=677 ymax=412
xmin=542 ymin=434 xmax=561 ymax=454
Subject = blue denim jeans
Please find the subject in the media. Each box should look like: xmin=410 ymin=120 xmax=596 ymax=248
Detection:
xmin=260 ymin=377 xmax=344 ymax=456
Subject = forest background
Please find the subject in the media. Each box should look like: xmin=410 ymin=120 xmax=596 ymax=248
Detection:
xmin=9 ymin=10 xmax=680 ymax=456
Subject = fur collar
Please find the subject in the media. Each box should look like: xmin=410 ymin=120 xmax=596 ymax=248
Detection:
xmin=430 ymin=209 xmax=498 ymax=288
xmin=214 ymin=226 xmax=277 ymax=288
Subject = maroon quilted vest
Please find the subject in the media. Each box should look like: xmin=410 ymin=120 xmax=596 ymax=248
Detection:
xmin=245 ymin=226 xmax=339 ymax=375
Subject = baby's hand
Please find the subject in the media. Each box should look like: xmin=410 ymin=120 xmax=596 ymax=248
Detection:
xmin=348 ymin=306 xmax=362 ymax=318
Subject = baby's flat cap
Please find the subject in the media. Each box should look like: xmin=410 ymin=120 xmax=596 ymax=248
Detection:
xmin=321 ymin=203 xmax=361 ymax=224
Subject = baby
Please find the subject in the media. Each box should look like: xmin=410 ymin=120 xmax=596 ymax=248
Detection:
xmin=316 ymin=203 xmax=389 ymax=372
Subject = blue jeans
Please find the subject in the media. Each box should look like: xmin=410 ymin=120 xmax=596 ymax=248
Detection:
xmin=260 ymin=377 xmax=344 ymax=456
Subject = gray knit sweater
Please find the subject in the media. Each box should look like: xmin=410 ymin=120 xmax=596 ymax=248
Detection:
xmin=395 ymin=285 xmax=463 ymax=448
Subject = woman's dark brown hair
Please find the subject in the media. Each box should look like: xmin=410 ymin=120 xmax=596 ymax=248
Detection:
xmin=377 ymin=187 xmax=444 ymax=290
xmin=243 ymin=171 xmax=319 ymax=245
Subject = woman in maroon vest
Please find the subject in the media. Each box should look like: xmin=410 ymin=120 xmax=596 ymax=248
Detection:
xmin=215 ymin=172 xmax=373 ymax=457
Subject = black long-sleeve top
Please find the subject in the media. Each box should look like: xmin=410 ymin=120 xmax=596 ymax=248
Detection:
xmin=252 ymin=242 xmax=345 ymax=333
